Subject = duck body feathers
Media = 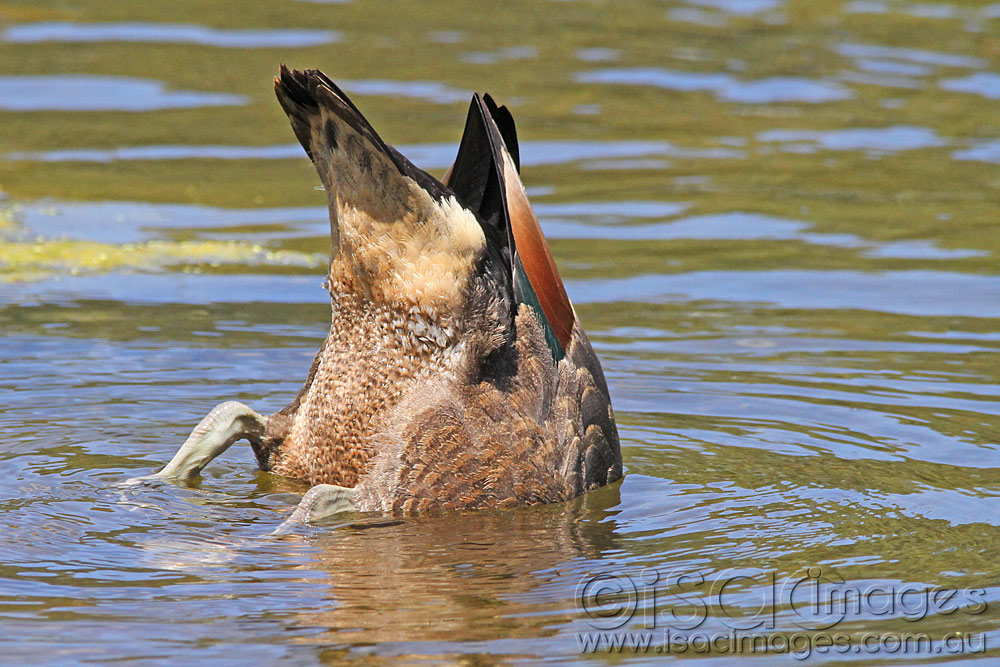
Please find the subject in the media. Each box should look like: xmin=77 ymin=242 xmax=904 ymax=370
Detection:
xmin=250 ymin=66 xmax=621 ymax=512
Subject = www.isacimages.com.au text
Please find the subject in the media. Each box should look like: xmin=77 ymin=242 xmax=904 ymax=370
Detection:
xmin=576 ymin=629 xmax=986 ymax=660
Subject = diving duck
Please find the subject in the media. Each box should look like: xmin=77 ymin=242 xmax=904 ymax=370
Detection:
xmin=141 ymin=66 xmax=622 ymax=521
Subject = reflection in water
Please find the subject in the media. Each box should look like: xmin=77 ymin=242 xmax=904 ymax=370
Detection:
xmin=0 ymin=76 xmax=245 ymax=111
xmin=282 ymin=486 xmax=623 ymax=647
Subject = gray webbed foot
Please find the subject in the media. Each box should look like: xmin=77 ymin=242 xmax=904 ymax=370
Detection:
xmin=272 ymin=484 xmax=358 ymax=534
xmin=125 ymin=401 xmax=266 ymax=485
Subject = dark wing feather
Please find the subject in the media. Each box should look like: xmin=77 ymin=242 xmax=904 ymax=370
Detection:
xmin=447 ymin=95 xmax=514 ymax=282
xmin=482 ymin=94 xmax=520 ymax=172
xmin=447 ymin=94 xmax=574 ymax=359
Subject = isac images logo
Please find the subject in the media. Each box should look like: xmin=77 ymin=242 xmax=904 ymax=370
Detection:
xmin=575 ymin=567 xmax=987 ymax=660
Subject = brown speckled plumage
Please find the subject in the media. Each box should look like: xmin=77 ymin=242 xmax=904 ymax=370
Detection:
xmin=254 ymin=66 xmax=622 ymax=512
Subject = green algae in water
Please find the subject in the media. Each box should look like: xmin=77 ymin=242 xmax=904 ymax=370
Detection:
xmin=0 ymin=238 xmax=323 ymax=282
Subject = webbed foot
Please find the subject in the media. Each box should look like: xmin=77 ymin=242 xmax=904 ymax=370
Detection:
xmin=272 ymin=484 xmax=358 ymax=534
xmin=126 ymin=401 xmax=266 ymax=485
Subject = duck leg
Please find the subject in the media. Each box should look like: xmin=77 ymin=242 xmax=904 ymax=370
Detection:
xmin=272 ymin=484 xmax=358 ymax=534
xmin=129 ymin=401 xmax=267 ymax=484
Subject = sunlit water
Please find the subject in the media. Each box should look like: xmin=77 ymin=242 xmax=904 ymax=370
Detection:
xmin=1 ymin=0 xmax=998 ymax=663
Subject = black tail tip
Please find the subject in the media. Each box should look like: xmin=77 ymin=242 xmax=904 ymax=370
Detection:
xmin=275 ymin=64 xmax=320 ymax=111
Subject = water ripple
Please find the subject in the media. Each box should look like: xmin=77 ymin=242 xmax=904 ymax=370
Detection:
xmin=569 ymin=270 xmax=1000 ymax=317
xmin=1 ymin=22 xmax=339 ymax=47
xmin=2 ymin=139 xmax=745 ymax=167
xmin=952 ymin=140 xmax=1000 ymax=164
xmin=756 ymin=126 xmax=946 ymax=154
xmin=686 ymin=0 xmax=784 ymax=13
xmin=834 ymin=42 xmax=986 ymax=69
xmin=577 ymin=68 xmax=852 ymax=104
xmin=3 ymin=200 xmax=326 ymax=244
xmin=940 ymin=72 xmax=1000 ymax=99
xmin=338 ymin=79 xmax=470 ymax=104
xmin=8 ymin=270 xmax=1000 ymax=319
xmin=0 ymin=76 xmax=245 ymax=112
